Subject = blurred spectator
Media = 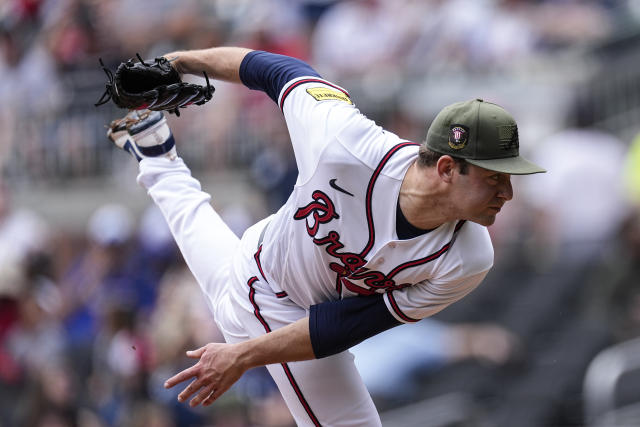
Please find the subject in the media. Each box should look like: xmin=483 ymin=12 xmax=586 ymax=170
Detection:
xmin=582 ymin=213 xmax=640 ymax=343
xmin=0 ymin=180 xmax=51 ymax=266
xmin=147 ymin=264 xmax=239 ymax=426
xmin=0 ymin=247 xmax=26 ymax=426
xmin=404 ymin=0 xmax=539 ymax=73
xmin=0 ymin=177 xmax=54 ymax=361
xmin=58 ymin=204 xmax=155 ymax=378
xmin=533 ymin=0 xmax=613 ymax=49
xmin=85 ymin=0 xmax=219 ymax=58
xmin=235 ymin=0 xmax=311 ymax=59
xmin=579 ymin=131 xmax=640 ymax=344
xmin=135 ymin=204 xmax=179 ymax=282
xmin=250 ymin=143 xmax=298 ymax=213
xmin=352 ymin=319 xmax=520 ymax=404
xmin=5 ymin=277 xmax=65 ymax=375
xmin=0 ymin=178 xmax=67 ymax=427
xmin=311 ymin=0 xmax=420 ymax=78
xmin=14 ymin=361 xmax=80 ymax=427
xmin=220 ymin=203 xmax=255 ymax=238
xmin=0 ymin=20 xmax=64 ymax=116
xmin=521 ymin=127 xmax=629 ymax=264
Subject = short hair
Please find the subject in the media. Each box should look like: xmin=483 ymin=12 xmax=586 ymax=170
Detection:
xmin=417 ymin=145 xmax=468 ymax=174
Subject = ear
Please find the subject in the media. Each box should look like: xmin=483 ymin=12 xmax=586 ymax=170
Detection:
xmin=436 ymin=155 xmax=456 ymax=183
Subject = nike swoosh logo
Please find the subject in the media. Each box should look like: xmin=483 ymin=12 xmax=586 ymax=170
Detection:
xmin=329 ymin=179 xmax=354 ymax=197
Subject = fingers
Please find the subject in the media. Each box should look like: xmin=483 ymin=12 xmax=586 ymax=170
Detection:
xmin=188 ymin=383 xmax=215 ymax=407
xmin=178 ymin=378 xmax=205 ymax=403
xmin=164 ymin=346 xmax=209 ymax=389
xmin=163 ymin=343 xmax=241 ymax=407
xmin=186 ymin=345 xmax=207 ymax=359
xmin=164 ymin=365 xmax=199 ymax=389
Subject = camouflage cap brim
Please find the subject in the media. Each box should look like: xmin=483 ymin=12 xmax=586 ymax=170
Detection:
xmin=466 ymin=155 xmax=546 ymax=175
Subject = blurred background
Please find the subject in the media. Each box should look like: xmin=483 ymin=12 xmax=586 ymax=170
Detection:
xmin=2 ymin=0 xmax=640 ymax=426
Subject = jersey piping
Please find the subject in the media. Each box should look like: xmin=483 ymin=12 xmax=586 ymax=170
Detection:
xmin=279 ymin=77 xmax=350 ymax=112
xmin=386 ymin=291 xmax=419 ymax=323
xmin=246 ymin=276 xmax=321 ymax=426
xmin=254 ymin=245 xmax=269 ymax=284
xmin=360 ymin=142 xmax=419 ymax=258
xmin=385 ymin=220 xmax=466 ymax=279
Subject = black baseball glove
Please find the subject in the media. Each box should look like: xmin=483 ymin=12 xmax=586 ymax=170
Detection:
xmin=95 ymin=54 xmax=214 ymax=116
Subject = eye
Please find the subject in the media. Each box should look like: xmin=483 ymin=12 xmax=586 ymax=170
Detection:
xmin=489 ymin=174 xmax=500 ymax=182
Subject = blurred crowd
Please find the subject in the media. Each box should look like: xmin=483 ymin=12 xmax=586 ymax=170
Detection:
xmin=2 ymin=0 xmax=640 ymax=426
xmin=0 ymin=0 xmax=628 ymax=181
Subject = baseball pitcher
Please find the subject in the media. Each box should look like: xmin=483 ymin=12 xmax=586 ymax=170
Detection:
xmin=105 ymin=47 xmax=545 ymax=426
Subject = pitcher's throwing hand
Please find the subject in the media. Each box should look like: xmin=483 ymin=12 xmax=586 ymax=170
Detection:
xmin=164 ymin=343 xmax=245 ymax=407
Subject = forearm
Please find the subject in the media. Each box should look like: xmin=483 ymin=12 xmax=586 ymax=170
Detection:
xmin=164 ymin=300 xmax=398 ymax=407
xmin=236 ymin=293 xmax=402 ymax=367
xmin=236 ymin=317 xmax=315 ymax=369
xmin=165 ymin=316 xmax=314 ymax=407
xmin=165 ymin=47 xmax=253 ymax=83
xmin=168 ymin=48 xmax=321 ymax=103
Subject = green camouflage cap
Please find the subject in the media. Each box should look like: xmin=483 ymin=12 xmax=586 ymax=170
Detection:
xmin=425 ymin=99 xmax=546 ymax=175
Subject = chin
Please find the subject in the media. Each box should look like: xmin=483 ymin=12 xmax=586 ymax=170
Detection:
xmin=471 ymin=216 xmax=496 ymax=227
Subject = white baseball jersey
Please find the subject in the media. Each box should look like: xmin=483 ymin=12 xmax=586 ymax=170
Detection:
xmin=254 ymin=76 xmax=493 ymax=323
xmin=137 ymin=56 xmax=495 ymax=427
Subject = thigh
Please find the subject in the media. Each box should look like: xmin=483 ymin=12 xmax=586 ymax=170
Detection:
xmin=232 ymin=278 xmax=381 ymax=427
xmin=264 ymin=353 xmax=381 ymax=427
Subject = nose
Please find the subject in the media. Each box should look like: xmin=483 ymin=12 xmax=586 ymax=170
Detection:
xmin=497 ymin=176 xmax=513 ymax=201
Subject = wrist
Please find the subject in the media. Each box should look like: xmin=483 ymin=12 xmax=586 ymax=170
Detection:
xmin=233 ymin=340 xmax=261 ymax=370
xmin=164 ymin=51 xmax=188 ymax=75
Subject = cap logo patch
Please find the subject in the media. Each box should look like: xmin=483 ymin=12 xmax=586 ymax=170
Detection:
xmin=498 ymin=125 xmax=519 ymax=151
xmin=448 ymin=125 xmax=468 ymax=150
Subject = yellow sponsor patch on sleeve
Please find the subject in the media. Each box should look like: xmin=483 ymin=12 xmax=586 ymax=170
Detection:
xmin=306 ymin=87 xmax=353 ymax=104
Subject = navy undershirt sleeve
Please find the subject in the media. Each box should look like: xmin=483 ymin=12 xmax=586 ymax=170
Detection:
xmin=309 ymin=294 xmax=402 ymax=359
xmin=239 ymin=50 xmax=321 ymax=103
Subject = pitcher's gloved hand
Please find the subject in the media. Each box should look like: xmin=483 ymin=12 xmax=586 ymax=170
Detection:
xmin=96 ymin=54 xmax=214 ymax=117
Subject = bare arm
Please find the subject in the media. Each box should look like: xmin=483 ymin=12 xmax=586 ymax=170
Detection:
xmin=164 ymin=292 xmax=401 ymax=407
xmin=164 ymin=47 xmax=253 ymax=83
xmin=164 ymin=316 xmax=313 ymax=407
xmin=236 ymin=315 xmax=314 ymax=365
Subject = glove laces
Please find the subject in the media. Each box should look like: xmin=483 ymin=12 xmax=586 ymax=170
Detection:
xmin=95 ymin=58 xmax=115 ymax=107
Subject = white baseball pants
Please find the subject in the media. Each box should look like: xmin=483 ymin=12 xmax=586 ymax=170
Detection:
xmin=138 ymin=157 xmax=381 ymax=427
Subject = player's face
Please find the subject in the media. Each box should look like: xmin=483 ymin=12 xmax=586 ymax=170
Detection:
xmin=454 ymin=164 xmax=513 ymax=226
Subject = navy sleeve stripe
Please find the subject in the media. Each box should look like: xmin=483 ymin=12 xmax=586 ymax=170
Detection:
xmin=239 ymin=50 xmax=321 ymax=103
xmin=278 ymin=78 xmax=350 ymax=112
xmin=309 ymin=294 xmax=401 ymax=359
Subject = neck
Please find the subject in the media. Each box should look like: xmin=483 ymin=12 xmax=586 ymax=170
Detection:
xmin=398 ymin=162 xmax=455 ymax=230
